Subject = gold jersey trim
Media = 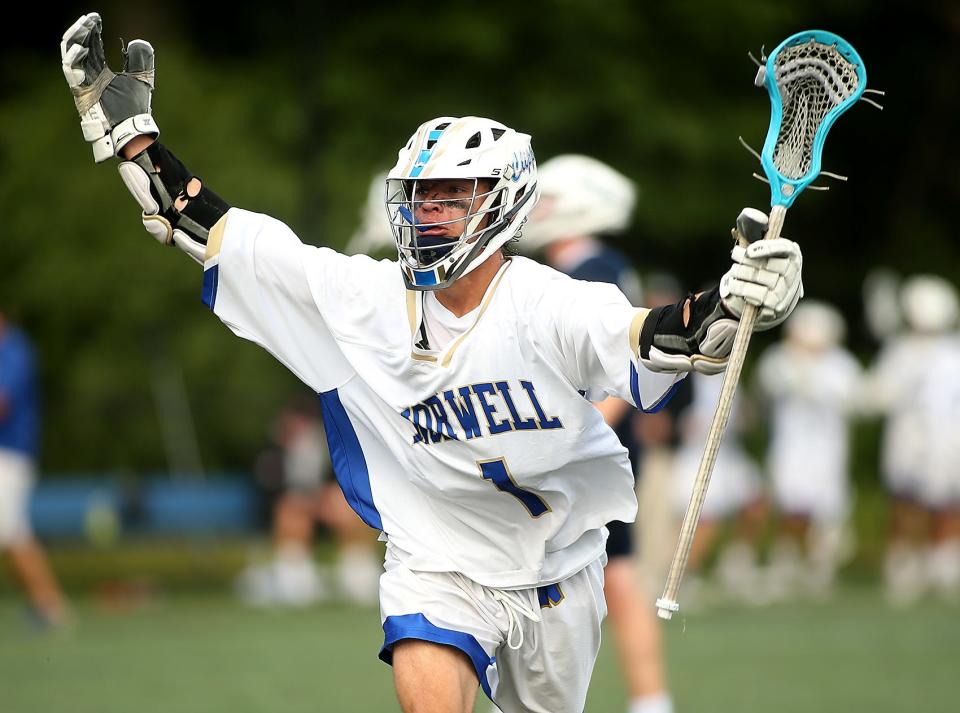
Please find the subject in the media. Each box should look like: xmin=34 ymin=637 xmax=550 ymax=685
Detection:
xmin=204 ymin=213 xmax=229 ymax=261
xmin=628 ymin=308 xmax=650 ymax=357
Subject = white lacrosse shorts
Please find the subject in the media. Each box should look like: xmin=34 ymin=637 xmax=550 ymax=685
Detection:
xmin=0 ymin=449 xmax=35 ymax=547
xmin=378 ymin=547 xmax=608 ymax=713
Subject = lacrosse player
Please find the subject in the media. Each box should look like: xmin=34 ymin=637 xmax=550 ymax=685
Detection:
xmin=755 ymin=301 xmax=861 ymax=599
xmin=61 ymin=13 xmax=803 ymax=712
xmin=864 ymin=275 xmax=960 ymax=605
xmin=522 ymin=155 xmax=672 ymax=713
xmin=0 ymin=309 xmax=70 ymax=629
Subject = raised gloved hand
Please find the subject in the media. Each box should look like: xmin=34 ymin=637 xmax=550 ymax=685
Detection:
xmin=720 ymin=208 xmax=804 ymax=330
xmin=638 ymin=208 xmax=803 ymax=375
xmin=60 ymin=13 xmax=229 ymax=264
xmin=61 ymin=12 xmax=159 ymax=162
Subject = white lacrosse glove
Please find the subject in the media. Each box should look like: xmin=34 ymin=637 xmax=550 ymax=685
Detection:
xmin=61 ymin=14 xmax=229 ymax=264
xmin=638 ymin=208 xmax=803 ymax=375
xmin=61 ymin=12 xmax=159 ymax=162
xmin=720 ymin=209 xmax=804 ymax=330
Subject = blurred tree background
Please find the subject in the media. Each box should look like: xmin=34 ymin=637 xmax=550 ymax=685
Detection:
xmin=1 ymin=0 xmax=957 ymax=474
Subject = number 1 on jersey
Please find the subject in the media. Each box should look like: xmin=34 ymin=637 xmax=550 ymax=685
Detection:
xmin=478 ymin=458 xmax=551 ymax=518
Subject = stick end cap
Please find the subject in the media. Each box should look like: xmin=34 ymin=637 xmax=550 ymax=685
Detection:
xmin=656 ymin=597 xmax=679 ymax=620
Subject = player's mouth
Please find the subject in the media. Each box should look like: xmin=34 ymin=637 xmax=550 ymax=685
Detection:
xmin=416 ymin=226 xmax=449 ymax=236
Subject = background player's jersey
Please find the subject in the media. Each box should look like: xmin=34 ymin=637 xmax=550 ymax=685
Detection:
xmin=203 ymin=209 xmax=681 ymax=588
xmin=867 ymin=334 xmax=952 ymax=497
xmin=902 ymin=336 xmax=960 ymax=506
xmin=0 ymin=327 xmax=39 ymax=458
xmin=756 ymin=343 xmax=861 ymax=521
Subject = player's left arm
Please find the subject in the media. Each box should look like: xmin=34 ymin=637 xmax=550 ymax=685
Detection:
xmin=637 ymin=209 xmax=803 ymax=375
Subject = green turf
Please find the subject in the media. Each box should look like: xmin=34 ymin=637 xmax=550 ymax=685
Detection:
xmin=1 ymin=588 xmax=957 ymax=712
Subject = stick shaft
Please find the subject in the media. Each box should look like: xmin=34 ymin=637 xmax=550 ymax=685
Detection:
xmin=656 ymin=205 xmax=787 ymax=619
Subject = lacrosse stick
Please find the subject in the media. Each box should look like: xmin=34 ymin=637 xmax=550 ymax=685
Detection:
xmin=656 ymin=30 xmax=873 ymax=620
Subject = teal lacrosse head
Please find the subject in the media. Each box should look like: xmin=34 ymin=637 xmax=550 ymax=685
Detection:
xmin=759 ymin=31 xmax=867 ymax=207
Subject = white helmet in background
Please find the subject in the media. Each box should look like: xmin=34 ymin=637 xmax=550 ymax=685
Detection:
xmin=900 ymin=274 xmax=959 ymax=333
xmin=347 ymin=171 xmax=395 ymax=256
xmin=785 ymin=300 xmax=846 ymax=351
xmin=386 ymin=116 xmax=539 ymax=290
xmin=521 ymin=154 xmax=636 ymax=253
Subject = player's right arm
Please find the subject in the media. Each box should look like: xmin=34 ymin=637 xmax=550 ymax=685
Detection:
xmin=546 ymin=210 xmax=802 ymax=409
xmin=61 ymin=13 xmax=229 ymax=264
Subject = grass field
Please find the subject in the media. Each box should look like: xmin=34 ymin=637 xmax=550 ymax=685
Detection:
xmin=2 ymin=586 xmax=957 ymax=713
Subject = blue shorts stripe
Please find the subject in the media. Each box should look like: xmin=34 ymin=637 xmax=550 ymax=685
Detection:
xmin=318 ymin=389 xmax=383 ymax=531
xmin=537 ymin=583 xmax=563 ymax=607
xmin=380 ymin=613 xmax=495 ymax=699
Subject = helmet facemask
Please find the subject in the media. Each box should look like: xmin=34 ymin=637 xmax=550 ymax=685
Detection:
xmin=386 ymin=177 xmax=515 ymax=289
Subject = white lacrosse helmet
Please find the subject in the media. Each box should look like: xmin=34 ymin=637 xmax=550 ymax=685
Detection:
xmin=900 ymin=274 xmax=959 ymax=333
xmin=521 ymin=154 xmax=636 ymax=253
xmin=386 ymin=116 xmax=539 ymax=290
xmin=785 ymin=300 xmax=846 ymax=350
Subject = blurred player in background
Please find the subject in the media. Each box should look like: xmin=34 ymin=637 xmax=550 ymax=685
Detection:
xmin=238 ymin=394 xmax=381 ymax=607
xmin=61 ymin=15 xmax=804 ymax=712
xmin=671 ymin=371 xmax=767 ymax=606
xmin=522 ymin=155 xmax=672 ymax=713
xmin=0 ymin=308 xmax=69 ymax=629
xmin=864 ymin=275 xmax=960 ymax=605
xmin=755 ymin=301 xmax=861 ymax=600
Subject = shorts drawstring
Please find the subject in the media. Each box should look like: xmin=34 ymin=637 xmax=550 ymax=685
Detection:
xmin=492 ymin=588 xmax=542 ymax=650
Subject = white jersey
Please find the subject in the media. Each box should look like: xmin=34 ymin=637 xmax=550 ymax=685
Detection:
xmin=756 ymin=343 xmax=861 ymax=521
xmin=907 ymin=335 xmax=960 ymax=506
xmin=865 ymin=334 xmax=950 ymax=496
xmin=203 ymin=209 xmax=681 ymax=588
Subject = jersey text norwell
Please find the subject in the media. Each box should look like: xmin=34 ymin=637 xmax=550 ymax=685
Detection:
xmin=400 ymin=379 xmax=563 ymax=445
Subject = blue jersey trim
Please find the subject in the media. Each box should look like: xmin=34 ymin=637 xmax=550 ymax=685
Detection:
xmin=318 ymin=389 xmax=383 ymax=531
xmin=380 ymin=613 xmax=495 ymax=700
xmin=630 ymin=364 xmax=683 ymax=413
xmin=201 ymin=264 xmax=219 ymax=311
